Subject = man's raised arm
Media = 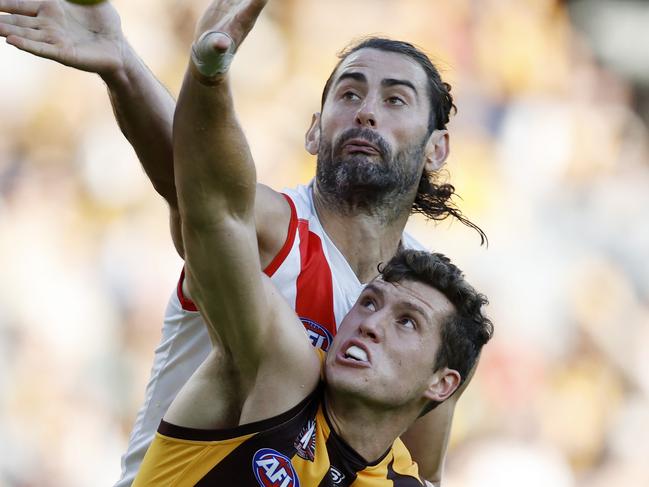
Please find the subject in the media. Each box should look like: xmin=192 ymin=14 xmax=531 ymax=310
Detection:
xmin=174 ymin=0 xmax=262 ymax=342
xmin=173 ymin=0 xmax=316 ymax=381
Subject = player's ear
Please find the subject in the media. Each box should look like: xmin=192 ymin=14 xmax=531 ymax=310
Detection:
xmin=423 ymin=129 xmax=449 ymax=172
xmin=305 ymin=113 xmax=321 ymax=155
xmin=423 ymin=367 xmax=460 ymax=403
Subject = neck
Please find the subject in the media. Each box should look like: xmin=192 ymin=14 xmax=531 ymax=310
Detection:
xmin=323 ymin=390 xmax=421 ymax=462
xmin=312 ymin=182 xmax=415 ymax=283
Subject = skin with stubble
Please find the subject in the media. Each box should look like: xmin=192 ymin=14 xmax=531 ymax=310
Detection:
xmin=309 ymin=48 xmax=448 ymax=228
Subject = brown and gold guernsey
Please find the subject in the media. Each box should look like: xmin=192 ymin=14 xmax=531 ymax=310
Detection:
xmin=133 ymin=384 xmax=426 ymax=487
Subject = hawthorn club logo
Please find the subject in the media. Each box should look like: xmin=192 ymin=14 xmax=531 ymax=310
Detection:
xmin=294 ymin=420 xmax=317 ymax=461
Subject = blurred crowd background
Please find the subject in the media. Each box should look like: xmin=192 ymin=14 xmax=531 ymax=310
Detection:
xmin=1 ymin=0 xmax=649 ymax=485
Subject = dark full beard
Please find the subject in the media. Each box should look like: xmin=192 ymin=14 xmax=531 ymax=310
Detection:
xmin=316 ymin=127 xmax=425 ymax=220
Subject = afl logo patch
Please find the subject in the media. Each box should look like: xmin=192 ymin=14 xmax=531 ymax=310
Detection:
xmin=300 ymin=318 xmax=333 ymax=351
xmin=252 ymin=448 xmax=300 ymax=487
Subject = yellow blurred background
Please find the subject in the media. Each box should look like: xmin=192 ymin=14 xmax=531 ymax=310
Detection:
xmin=1 ymin=0 xmax=648 ymax=485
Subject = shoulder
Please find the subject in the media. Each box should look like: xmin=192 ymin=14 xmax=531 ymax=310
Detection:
xmin=279 ymin=182 xmax=315 ymax=216
xmin=255 ymin=184 xmax=291 ymax=269
xmin=256 ymin=182 xmax=318 ymax=269
xmin=256 ymin=183 xmax=291 ymax=218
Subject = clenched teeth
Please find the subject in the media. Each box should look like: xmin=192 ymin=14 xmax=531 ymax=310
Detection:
xmin=345 ymin=345 xmax=368 ymax=362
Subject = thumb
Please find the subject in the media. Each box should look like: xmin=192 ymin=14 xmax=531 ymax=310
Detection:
xmin=191 ymin=31 xmax=236 ymax=77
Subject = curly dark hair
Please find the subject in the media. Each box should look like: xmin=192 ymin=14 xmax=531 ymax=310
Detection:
xmin=379 ymin=249 xmax=493 ymax=413
xmin=321 ymin=37 xmax=487 ymax=245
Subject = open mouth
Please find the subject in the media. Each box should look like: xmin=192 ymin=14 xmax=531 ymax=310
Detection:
xmin=344 ymin=345 xmax=369 ymax=362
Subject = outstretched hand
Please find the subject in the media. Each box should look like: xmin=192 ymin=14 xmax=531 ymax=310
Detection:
xmin=0 ymin=0 xmax=124 ymax=76
xmin=190 ymin=0 xmax=268 ymax=79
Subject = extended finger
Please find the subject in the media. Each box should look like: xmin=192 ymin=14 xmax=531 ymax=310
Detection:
xmin=0 ymin=22 xmax=49 ymax=42
xmin=0 ymin=0 xmax=42 ymax=17
xmin=227 ymin=0 xmax=268 ymax=47
xmin=239 ymin=0 xmax=268 ymax=20
xmin=5 ymin=32 xmax=59 ymax=59
xmin=0 ymin=13 xmax=41 ymax=28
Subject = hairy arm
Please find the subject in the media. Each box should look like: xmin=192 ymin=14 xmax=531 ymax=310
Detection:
xmin=173 ymin=0 xmax=318 ymax=414
xmin=106 ymin=56 xmax=290 ymax=261
xmin=101 ymin=47 xmax=188 ymax=255
xmin=102 ymin=45 xmax=177 ymax=205
xmin=174 ymin=64 xmax=262 ymax=358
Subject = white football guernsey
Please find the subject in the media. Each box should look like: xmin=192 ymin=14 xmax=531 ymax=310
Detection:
xmin=115 ymin=182 xmax=425 ymax=486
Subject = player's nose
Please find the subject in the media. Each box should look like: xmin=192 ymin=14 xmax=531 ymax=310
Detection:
xmin=358 ymin=311 xmax=385 ymax=342
xmin=354 ymin=96 xmax=378 ymax=128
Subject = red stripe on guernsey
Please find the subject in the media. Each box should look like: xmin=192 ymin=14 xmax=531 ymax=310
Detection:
xmin=263 ymin=194 xmax=298 ymax=277
xmin=295 ymin=220 xmax=337 ymax=337
xmin=177 ymin=193 xmax=298 ymax=312
xmin=177 ymin=268 xmax=198 ymax=312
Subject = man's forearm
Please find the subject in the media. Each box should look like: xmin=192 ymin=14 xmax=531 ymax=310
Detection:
xmin=102 ymin=42 xmax=178 ymax=208
xmin=174 ymin=67 xmax=255 ymax=226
